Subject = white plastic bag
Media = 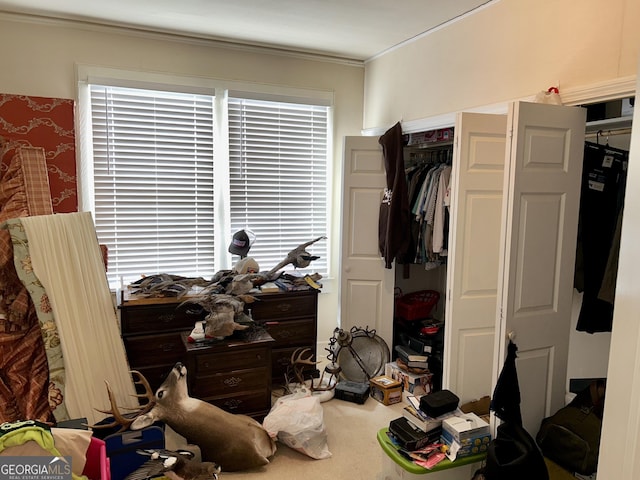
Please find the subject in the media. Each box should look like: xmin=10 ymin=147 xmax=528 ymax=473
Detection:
xmin=262 ymin=389 xmax=332 ymax=459
xmin=534 ymin=86 xmax=563 ymax=105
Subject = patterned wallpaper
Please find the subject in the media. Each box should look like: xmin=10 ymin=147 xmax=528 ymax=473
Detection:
xmin=0 ymin=94 xmax=77 ymax=213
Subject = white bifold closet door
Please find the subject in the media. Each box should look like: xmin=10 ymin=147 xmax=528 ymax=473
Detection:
xmin=340 ymin=102 xmax=586 ymax=436
xmin=495 ymin=102 xmax=586 ymax=435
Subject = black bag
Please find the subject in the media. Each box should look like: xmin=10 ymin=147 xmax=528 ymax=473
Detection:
xmin=419 ymin=389 xmax=459 ymax=418
xmin=481 ymin=422 xmax=549 ymax=480
xmin=474 ymin=341 xmax=549 ymax=480
xmin=535 ymin=380 xmax=605 ymax=475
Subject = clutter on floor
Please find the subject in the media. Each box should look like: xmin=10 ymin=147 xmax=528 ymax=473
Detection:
xmin=382 ymin=378 xmax=490 ymax=471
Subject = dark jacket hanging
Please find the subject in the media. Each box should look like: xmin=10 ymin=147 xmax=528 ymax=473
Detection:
xmin=574 ymin=141 xmax=628 ymax=333
xmin=378 ymin=122 xmax=410 ymax=269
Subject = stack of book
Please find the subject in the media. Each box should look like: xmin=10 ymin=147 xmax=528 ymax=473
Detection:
xmin=395 ymin=344 xmax=429 ymax=370
xmin=402 ymin=395 xmax=458 ymax=434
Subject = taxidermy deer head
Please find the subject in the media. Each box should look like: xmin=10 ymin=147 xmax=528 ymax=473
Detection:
xmin=96 ymin=363 xmax=276 ymax=472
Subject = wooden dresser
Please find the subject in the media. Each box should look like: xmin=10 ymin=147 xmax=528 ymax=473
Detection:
xmin=119 ymin=288 xmax=319 ymax=404
xmin=248 ymin=289 xmax=319 ymax=386
xmin=119 ymin=293 xmax=206 ymax=392
xmin=181 ymin=330 xmax=275 ymax=419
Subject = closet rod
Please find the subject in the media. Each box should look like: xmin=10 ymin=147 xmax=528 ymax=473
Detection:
xmin=584 ymin=127 xmax=632 ymax=139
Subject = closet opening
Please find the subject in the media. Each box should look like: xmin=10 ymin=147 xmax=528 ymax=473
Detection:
xmin=566 ymin=96 xmax=633 ymax=403
xmin=392 ymin=126 xmax=454 ymax=393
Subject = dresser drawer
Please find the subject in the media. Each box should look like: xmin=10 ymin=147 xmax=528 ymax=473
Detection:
xmin=249 ymin=291 xmax=317 ymax=321
xmin=272 ymin=344 xmax=317 ymax=381
xmin=124 ymin=332 xmax=187 ymax=367
xmin=205 ymin=390 xmax=271 ymax=415
xmin=195 ymin=347 xmax=270 ymax=375
xmin=121 ymin=303 xmax=206 ymax=335
xmin=265 ymin=318 xmax=316 ymax=346
xmin=191 ymin=367 xmax=269 ymax=398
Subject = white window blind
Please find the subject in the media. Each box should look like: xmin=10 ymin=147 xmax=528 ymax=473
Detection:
xmin=90 ymin=85 xmax=215 ymax=286
xmin=88 ymin=84 xmax=329 ymax=287
xmin=228 ymin=97 xmax=329 ymax=274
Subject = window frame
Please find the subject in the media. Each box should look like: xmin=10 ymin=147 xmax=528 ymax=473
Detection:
xmin=76 ymin=66 xmax=334 ymax=287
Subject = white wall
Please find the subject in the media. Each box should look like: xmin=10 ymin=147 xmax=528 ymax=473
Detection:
xmin=0 ymin=13 xmax=366 ymax=350
xmin=364 ymin=0 xmax=640 ymax=130
xmin=597 ymin=63 xmax=640 ymax=480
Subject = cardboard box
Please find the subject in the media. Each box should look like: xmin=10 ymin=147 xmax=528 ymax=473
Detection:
xmin=442 ymin=412 xmax=490 ymax=444
xmin=441 ymin=412 xmax=491 ymax=459
xmin=385 ymin=362 xmax=433 ymax=396
xmin=369 ymin=375 xmax=402 ymax=405
xmin=441 ymin=431 xmax=490 ymax=459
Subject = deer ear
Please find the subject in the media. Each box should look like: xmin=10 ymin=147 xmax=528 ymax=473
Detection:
xmin=131 ymin=412 xmax=157 ymax=430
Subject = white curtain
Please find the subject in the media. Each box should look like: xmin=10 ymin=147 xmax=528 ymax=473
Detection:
xmin=20 ymin=212 xmax=137 ymax=424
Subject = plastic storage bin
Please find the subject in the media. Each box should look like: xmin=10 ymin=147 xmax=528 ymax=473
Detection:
xmin=395 ymin=290 xmax=440 ymax=321
xmin=82 ymin=437 xmax=110 ymax=480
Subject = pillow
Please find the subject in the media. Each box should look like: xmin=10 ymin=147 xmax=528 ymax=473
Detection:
xmin=1 ymin=146 xmax=53 ymax=326
xmin=51 ymin=427 xmax=92 ymax=475
xmin=0 ymin=428 xmax=91 ymax=475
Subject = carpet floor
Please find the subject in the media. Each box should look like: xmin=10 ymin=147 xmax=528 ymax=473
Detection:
xmin=164 ymin=385 xmax=407 ymax=480
xmin=221 ymin=391 xmax=406 ymax=480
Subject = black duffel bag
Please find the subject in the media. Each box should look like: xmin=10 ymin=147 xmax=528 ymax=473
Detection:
xmin=535 ymin=380 xmax=605 ymax=475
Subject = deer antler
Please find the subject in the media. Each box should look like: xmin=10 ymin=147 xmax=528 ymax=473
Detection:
xmin=289 ymin=347 xmax=319 ymax=385
xmin=90 ymin=370 xmax=157 ymax=433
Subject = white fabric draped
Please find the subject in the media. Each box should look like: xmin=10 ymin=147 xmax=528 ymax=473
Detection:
xmin=20 ymin=212 xmax=137 ymax=424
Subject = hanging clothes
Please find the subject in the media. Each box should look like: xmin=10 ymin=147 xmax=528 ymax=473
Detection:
xmin=574 ymin=141 xmax=628 ymax=333
xmin=378 ymin=122 xmax=411 ymax=269
xmin=403 ymin=147 xmax=452 ymax=267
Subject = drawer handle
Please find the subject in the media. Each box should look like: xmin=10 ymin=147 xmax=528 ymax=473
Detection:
xmin=185 ymin=307 xmax=204 ymax=316
xmin=279 ymin=330 xmax=293 ymax=339
xmin=159 ymin=314 xmax=175 ymax=324
xmin=277 ymin=358 xmax=290 ymax=366
xmin=160 ymin=343 xmax=175 ymax=352
xmin=224 ymin=399 xmax=242 ymax=411
xmin=224 ymin=376 xmax=242 ymax=388
xmin=256 ymin=354 xmax=262 ymax=361
xmin=276 ymin=303 xmax=292 ymax=312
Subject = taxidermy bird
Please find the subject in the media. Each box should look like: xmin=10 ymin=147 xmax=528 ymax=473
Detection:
xmin=267 ymin=236 xmax=326 ymax=276
xmin=124 ymin=449 xmax=221 ymax=480
xmin=129 ymin=274 xmax=212 ymax=298
xmin=183 ymin=293 xmax=257 ymax=338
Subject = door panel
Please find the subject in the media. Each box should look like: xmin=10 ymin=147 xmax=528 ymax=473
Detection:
xmin=497 ymin=102 xmax=586 ymax=435
xmin=444 ymin=112 xmax=507 ymax=403
xmin=340 ymin=136 xmax=395 ymax=345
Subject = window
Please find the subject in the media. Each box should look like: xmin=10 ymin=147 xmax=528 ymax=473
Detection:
xmin=86 ymin=83 xmax=330 ymax=288
xmin=228 ymin=97 xmax=329 ymax=273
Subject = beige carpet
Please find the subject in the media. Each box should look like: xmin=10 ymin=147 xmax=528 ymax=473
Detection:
xmin=163 ymin=385 xmax=408 ymax=480
xmin=222 ymin=392 xmax=406 ymax=480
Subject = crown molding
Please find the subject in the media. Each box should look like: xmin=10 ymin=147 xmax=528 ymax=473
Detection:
xmin=0 ymin=11 xmax=365 ymax=68
xmin=362 ymin=76 xmax=637 ymax=136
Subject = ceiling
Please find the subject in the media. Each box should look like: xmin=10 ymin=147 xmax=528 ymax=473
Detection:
xmin=0 ymin=0 xmax=491 ymax=61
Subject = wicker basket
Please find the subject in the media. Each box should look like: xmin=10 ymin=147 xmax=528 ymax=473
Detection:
xmin=395 ymin=289 xmax=440 ymax=321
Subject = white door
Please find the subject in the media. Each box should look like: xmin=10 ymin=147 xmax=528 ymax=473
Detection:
xmin=340 ymin=136 xmax=395 ymax=346
xmin=496 ymin=101 xmax=586 ymax=435
xmin=444 ymin=112 xmax=508 ymax=404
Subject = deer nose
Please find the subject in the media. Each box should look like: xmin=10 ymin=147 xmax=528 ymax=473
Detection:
xmin=173 ymin=362 xmax=187 ymax=377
